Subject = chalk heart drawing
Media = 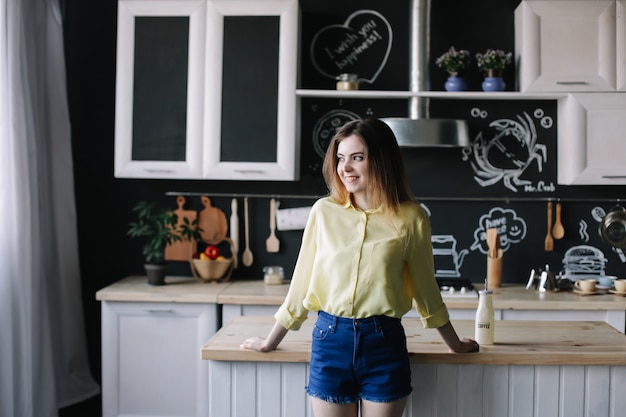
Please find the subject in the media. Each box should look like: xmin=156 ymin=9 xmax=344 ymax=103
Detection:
xmin=469 ymin=207 xmax=527 ymax=255
xmin=310 ymin=10 xmax=392 ymax=84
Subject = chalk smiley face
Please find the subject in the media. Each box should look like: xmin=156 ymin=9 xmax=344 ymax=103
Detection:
xmin=310 ymin=10 xmax=392 ymax=84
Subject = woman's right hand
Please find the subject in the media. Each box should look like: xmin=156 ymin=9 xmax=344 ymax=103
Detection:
xmin=240 ymin=321 xmax=289 ymax=352
xmin=240 ymin=336 xmax=274 ymax=352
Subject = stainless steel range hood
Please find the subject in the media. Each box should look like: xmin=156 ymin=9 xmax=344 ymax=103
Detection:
xmin=382 ymin=0 xmax=469 ymax=148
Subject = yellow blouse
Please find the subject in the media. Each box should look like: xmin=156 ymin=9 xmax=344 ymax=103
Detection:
xmin=275 ymin=197 xmax=449 ymax=330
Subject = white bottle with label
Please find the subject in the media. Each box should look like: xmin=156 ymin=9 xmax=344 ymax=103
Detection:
xmin=475 ymin=289 xmax=494 ymax=345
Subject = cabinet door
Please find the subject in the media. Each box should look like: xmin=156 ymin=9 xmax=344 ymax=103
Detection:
xmin=618 ymin=0 xmax=626 ymax=91
xmin=515 ymin=1 xmax=617 ymax=92
xmin=101 ymin=301 xmax=218 ymax=417
xmin=114 ymin=0 xmax=206 ymax=178
xmin=557 ymin=93 xmax=626 ymax=185
xmin=203 ymin=0 xmax=299 ymax=180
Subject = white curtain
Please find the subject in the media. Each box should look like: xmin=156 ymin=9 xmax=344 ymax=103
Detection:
xmin=0 ymin=0 xmax=100 ymax=416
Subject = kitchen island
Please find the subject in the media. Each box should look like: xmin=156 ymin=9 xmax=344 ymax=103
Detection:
xmin=97 ymin=276 xmax=626 ymax=417
xmin=202 ymin=316 xmax=626 ymax=417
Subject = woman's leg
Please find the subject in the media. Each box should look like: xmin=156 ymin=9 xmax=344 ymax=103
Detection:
xmin=311 ymin=397 xmax=359 ymax=417
xmin=361 ymin=396 xmax=409 ymax=417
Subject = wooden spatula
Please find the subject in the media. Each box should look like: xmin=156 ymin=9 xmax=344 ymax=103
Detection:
xmin=486 ymin=228 xmax=498 ymax=258
xmin=552 ymin=202 xmax=565 ymax=240
xmin=545 ymin=201 xmax=554 ymax=252
xmin=266 ymin=198 xmax=280 ymax=253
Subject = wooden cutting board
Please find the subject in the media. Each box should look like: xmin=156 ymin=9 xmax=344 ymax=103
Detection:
xmin=198 ymin=196 xmax=228 ymax=244
xmin=165 ymin=196 xmax=197 ymax=261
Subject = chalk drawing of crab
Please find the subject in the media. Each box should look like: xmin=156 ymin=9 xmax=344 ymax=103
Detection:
xmin=468 ymin=112 xmax=546 ymax=192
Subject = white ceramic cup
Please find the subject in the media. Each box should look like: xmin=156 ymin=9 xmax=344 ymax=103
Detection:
xmin=597 ymin=275 xmax=616 ymax=287
xmin=614 ymin=279 xmax=626 ymax=293
xmin=575 ymin=279 xmax=597 ymax=292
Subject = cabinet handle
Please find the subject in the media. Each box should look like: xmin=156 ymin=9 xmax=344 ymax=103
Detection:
xmin=602 ymin=175 xmax=626 ymax=179
xmin=556 ymin=81 xmax=588 ymax=85
xmin=144 ymin=308 xmax=175 ymax=314
xmin=143 ymin=169 xmax=175 ymax=173
xmin=234 ymin=169 xmax=266 ymax=174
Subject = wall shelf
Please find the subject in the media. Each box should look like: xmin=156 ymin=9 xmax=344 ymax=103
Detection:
xmin=166 ymin=191 xmax=625 ymax=203
xmin=296 ymin=89 xmax=567 ymax=100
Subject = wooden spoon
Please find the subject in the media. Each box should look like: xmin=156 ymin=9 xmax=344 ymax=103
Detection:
xmin=266 ymin=198 xmax=280 ymax=253
xmin=242 ymin=197 xmax=254 ymax=266
xmin=552 ymin=202 xmax=565 ymax=240
xmin=545 ymin=201 xmax=554 ymax=252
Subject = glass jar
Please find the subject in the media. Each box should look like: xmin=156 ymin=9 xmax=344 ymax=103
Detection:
xmin=263 ymin=266 xmax=284 ymax=285
xmin=336 ymin=73 xmax=359 ymax=90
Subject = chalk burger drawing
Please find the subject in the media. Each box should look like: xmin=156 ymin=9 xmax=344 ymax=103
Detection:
xmin=466 ymin=112 xmax=547 ymax=192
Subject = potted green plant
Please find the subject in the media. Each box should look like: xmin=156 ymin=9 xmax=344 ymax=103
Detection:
xmin=435 ymin=47 xmax=471 ymax=91
xmin=127 ymin=201 xmax=182 ymax=285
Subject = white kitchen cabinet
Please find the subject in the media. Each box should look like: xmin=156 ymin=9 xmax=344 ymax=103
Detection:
xmin=114 ymin=0 xmax=299 ymax=180
xmin=515 ymin=0 xmax=626 ymax=92
xmin=202 ymin=0 xmax=299 ymax=181
xmin=101 ymin=300 xmax=219 ymax=417
xmin=557 ymin=92 xmax=626 ymax=184
xmin=114 ymin=0 xmax=207 ymax=178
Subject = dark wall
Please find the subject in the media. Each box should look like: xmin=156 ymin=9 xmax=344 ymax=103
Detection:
xmin=63 ymin=0 xmax=626 ymax=387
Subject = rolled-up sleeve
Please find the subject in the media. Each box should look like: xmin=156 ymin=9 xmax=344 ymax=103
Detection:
xmin=274 ymin=206 xmax=318 ymax=330
xmin=405 ymin=207 xmax=450 ymax=328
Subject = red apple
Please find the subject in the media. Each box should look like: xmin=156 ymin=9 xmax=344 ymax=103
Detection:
xmin=204 ymin=245 xmax=220 ymax=260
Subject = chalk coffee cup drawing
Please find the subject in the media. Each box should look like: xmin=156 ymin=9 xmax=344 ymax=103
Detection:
xmin=614 ymin=279 xmax=626 ymax=293
xmin=597 ymin=276 xmax=616 ymax=287
xmin=575 ymin=279 xmax=597 ymax=292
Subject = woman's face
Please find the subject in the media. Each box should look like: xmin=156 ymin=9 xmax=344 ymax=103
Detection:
xmin=336 ymin=134 xmax=368 ymax=200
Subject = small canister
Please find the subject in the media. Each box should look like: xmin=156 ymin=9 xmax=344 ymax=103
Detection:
xmin=336 ymin=73 xmax=359 ymax=90
xmin=263 ymin=266 xmax=284 ymax=285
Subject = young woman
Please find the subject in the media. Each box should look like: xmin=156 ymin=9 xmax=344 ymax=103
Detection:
xmin=241 ymin=118 xmax=479 ymax=417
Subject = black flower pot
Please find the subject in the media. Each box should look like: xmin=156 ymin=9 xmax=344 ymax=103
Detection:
xmin=145 ymin=263 xmax=168 ymax=286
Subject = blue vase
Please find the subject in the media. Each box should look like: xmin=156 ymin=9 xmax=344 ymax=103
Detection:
xmin=482 ymin=76 xmax=505 ymax=92
xmin=445 ymin=75 xmax=467 ymax=92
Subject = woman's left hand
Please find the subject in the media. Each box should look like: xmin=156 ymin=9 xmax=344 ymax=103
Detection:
xmin=449 ymin=337 xmax=479 ymax=353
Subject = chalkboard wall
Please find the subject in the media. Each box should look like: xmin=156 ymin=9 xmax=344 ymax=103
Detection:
xmin=68 ymin=0 xmax=626 ymax=284
xmin=64 ymin=0 xmax=626 ymax=387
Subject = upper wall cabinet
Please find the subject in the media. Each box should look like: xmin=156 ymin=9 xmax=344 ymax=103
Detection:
xmin=114 ymin=0 xmax=299 ymax=180
xmin=557 ymin=93 xmax=626 ymax=185
xmin=114 ymin=0 xmax=207 ymax=178
xmin=202 ymin=0 xmax=299 ymax=180
xmin=515 ymin=0 xmax=626 ymax=92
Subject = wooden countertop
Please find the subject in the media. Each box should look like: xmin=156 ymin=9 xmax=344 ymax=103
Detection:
xmin=95 ymin=275 xmax=231 ymax=303
xmin=488 ymin=284 xmax=626 ymax=310
xmin=218 ymin=280 xmax=626 ymax=311
xmin=202 ymin=316 xmax=626 ymax=365
xmin=217 ymin=279 xmax=291 ymax=305
xmin=96 ymin=277 xmax=626 ymax=310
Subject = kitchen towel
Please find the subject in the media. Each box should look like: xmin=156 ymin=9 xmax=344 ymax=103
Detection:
xmin=275 ymin=202 xmax=312 ymax=231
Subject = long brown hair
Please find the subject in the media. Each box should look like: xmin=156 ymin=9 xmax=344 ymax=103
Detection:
xmin=321 ymin=118 xmax=414 ymax=214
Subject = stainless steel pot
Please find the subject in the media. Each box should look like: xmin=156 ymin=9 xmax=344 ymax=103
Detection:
xmin=599 ymin=205 xmax=626 ymax=249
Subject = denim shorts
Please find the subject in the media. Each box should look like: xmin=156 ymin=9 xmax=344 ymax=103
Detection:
xmin=305 ymin=311 xmax=413 ymax=404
